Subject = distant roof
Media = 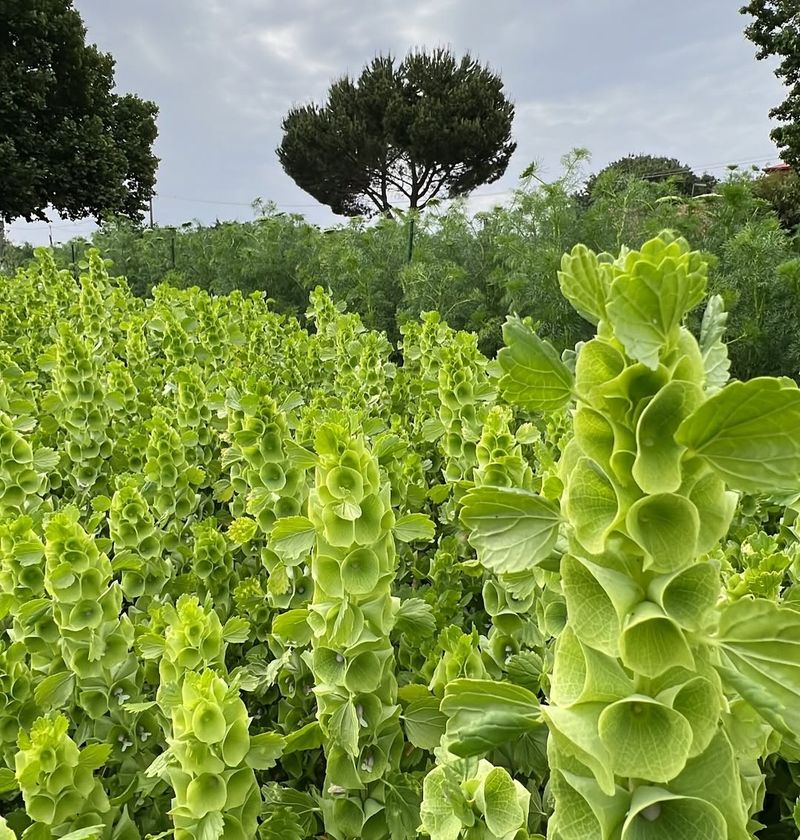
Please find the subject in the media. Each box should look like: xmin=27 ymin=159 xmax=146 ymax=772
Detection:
xmin=764 ymin=162 xmax=792 ymax=173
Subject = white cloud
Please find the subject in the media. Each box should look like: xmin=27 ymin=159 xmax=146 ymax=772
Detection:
xmin=7 ymin=0 xmax=787 ymax=244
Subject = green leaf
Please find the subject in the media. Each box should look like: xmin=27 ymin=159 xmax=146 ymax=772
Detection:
xmin=477 ymin=766 xmax=527 ymax=837
xmin=0 ymin=767 xmax=17 ymax=794
xmin=403 ymin=697 xmax=446 ymax=750
xmin=34 ymin=671 xmax=74 ymax=709
xmin=427 ymin=483 xmax=451 ymax=504
xmin=498 ymin=317 xmax=574 ymax=412
xmin=505 ymin=651 xmax=545 ymax=693
xmin=246 ymin=731 xmax=285 ymax=769
xmin=385 ymin=773 xmax=422 ymax=840
xmin=284 ymin=721 xmax=323 ymax=754
xmin=441 ymin=678 xmax=541 ymax=756
xmin=270 ymin=515 xmax=317 ymax=559
xmin=271 ymin=609 xmax=313 ymax=646
xmin=145 ymin=750 xmax=172 ymax=778
xmin=393 ymin=513 xmax=435 ymax=543
xmin=78 ymin=743 xmax=112 ymax=770
xmin=460 ymin=486 xmax=561 ymax=574
xmin=122 ymin=700 xmax=157 ymax=713
xmin=53 ymin=829 xmax=105 ymax=840
xmin=558 ymin=244 xmax=610 ymax=325
xmin=394 ymin=598 xmax=436 ymax=641
xmin=222 ymin=616 xmax=250 ymax=644
xmin=715 ymin=597 xmax=800 ymax=746
xmin=137 ymin=633 xmax=165 ymax=659
xmin=676 ymin=378 xmax=800 ymax=494
xmin=699 ymin=294 xmax=730 ymax=394
xmin=195 ymin=811 xmax=224 ymax=840
xmin=32 ymin=447 xmax=59 ymax=471
xmin=419 ymin=765 xmax=466 ymax=840
xmin=90 ymin=494 xmax=112 ymax=512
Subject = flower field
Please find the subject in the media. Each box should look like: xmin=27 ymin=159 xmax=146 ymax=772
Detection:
xmin=0 ymin=234 xmax=799 ymax=840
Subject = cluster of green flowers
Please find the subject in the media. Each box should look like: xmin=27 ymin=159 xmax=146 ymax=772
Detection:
xmin=306 ymin=423 xmax=403 ymax=838
xmin=1 ymin=241 xmax=797 ymax=840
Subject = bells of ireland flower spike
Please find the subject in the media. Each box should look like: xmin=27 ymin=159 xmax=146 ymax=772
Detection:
xmin=305 ymin=423 xmax=403 ymax=839
xmin=43 ymin=508 xmax=136 ymax=718
xmin=15 ymin=713 xmax=109 ymax=831
xmin=166 ymin=670 xmax=260 ymax=840
xmin=456 ymin=233 xmax=800 ymax=840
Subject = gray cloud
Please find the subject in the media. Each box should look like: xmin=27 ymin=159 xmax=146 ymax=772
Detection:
xmin=8 ymin=0 xmax=785 ymax=245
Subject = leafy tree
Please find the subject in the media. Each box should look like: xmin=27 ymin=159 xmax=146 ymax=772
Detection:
xmin=0 ymin=0 xmax=159 ymax=227
xmin=581 ymin=154 xmax=716 ymax=203
xmin=277 ymin=48 xmax=515 ymax=216
xmin=753 ymin=167 xmax=800 ymax=231
xmin=742 ymin=0 xmax=800 ymax=168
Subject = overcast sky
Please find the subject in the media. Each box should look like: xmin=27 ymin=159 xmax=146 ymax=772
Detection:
xmin=8 ymin=0 xmax=786 ymax=245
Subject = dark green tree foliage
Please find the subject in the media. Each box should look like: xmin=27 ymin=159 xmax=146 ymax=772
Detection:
xmin=582 ymin=154 xmax=716 ymax=202
xmin=277 ymin=49 xmax=516 ymax=216
xmin=753 ymin=167 xmax=800 ymax=231
xmin=742 ymin=1 xmax=800 ymax=169
xmin=0 ymin=0 xmax=159 ymax=224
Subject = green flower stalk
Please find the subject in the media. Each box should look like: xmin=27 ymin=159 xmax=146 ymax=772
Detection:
xmin=0 ymin=514 xmax=46 ymax=608
xmin=109 ymin=482 xmax=169 ymax=600
xmin=0 ymin=413 xmax=51 ymax=519
xmin=78 ymin=253 xmax=114 ymax=353
xmin=15 ymin=713 xmax=110 ymax=832
xmin=162 ymin=670 xmax=261 ymax=840
xmin=225 ymin=388 xmax=310 ymax=608
xmin=138 ymin=594 xmax=226 ymax=706
xmin=191 ymin=519 xmax=234 ymax=615
xmin=456 ymin=233 xmax=800 ymax=839
xmin=226 ymin=389 xmax=305 ymax=532
xmin=49 ymin=322 xmax=112 ymax=494
xmin=174 ymin=365 xmax=217 ymax=481
xmin=420 ymin=754 xmax=531 ymax=840
xmin=143 ymin=410 xmax=203 ymax=524
xmin=44 ymin=508 xmax=137 ymax=719
xmin=0 ymin=640 xmax=38 ymax=767
xmin=305 ymin=422 xmax=403 ymax=838
xmin=437 ymin=332 xmax=490 ymax=485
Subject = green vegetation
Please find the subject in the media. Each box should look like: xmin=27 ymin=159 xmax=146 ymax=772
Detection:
xmin=0 ymin=0 xmax=158 ymax=227
xmin=741 ymin=1 xmax=800 ymax=170
xmin=5 ymin=159 xmax=800 ymax=382
xmin=277 ymin=48 xmax=515 ymax=216
xmin=0 ymin=233 xmax=799 ymax=838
